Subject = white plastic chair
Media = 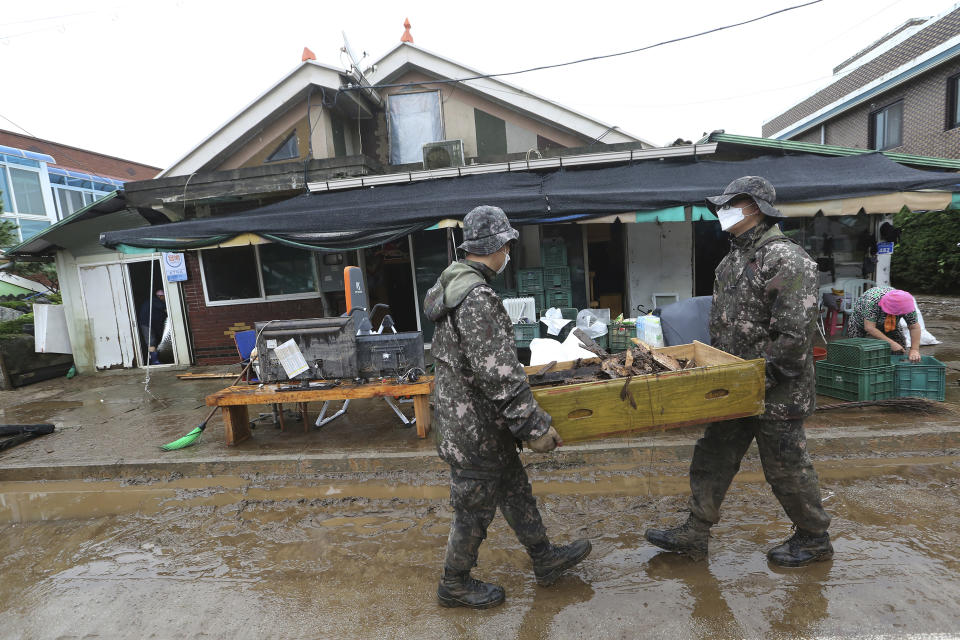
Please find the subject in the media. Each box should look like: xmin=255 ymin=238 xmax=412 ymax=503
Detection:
xmin=839 ymin=279 xmax=875 ymax=314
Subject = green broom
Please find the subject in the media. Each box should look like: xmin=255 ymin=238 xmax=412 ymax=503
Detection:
xmin=161 ymin=362 xmax=253 ymax=451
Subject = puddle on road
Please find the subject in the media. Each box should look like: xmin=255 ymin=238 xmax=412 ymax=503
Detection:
xmin=0 ymin=474 xmax=958 ymax=638
xmin=2 ymin=400 xmax=83 ymax=423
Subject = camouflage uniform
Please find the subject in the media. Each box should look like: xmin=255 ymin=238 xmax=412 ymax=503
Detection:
xmin=688 ymin=179 xmax=831 ymax=535
xmin=424 ymin=211 xmax=553 ymax=573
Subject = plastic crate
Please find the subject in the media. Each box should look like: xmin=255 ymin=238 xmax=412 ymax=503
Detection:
xmin=545 ymin=289 xmax=573 ymax=309
xmin=815 ymin=361 xmax=895 ymax=401
xmin=543 ymin=266 xmax=571 ymax=289
xmin=608 ymin=323 xmax=637 ymax=352
xmin=513 ymin=323 xmax=539 ymax=348
xmin=517 ymin=268 xmax=544 ymax=294
xmin=826 ymin=338 xmax=891 ymax=369
xmin=594 ymin=333 xmax=609 ymax=352
xmin=891 ymin=355 xmax=946 ymax=401
xmin=495 ymin=288 xmax=517 ymax=300
xmin=541 ymin=239 xmax=568 ymax=267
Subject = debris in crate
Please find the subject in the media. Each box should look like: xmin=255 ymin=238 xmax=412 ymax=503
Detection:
xmin=528 ymin=331 xmax=694 ymax=387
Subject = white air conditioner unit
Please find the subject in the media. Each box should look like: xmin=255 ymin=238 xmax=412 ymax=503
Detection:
xmin=422 ymin=139 xmax=465 ymax=170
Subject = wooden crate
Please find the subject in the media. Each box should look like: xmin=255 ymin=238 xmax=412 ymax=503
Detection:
xmin=525 ymin=341 xmax=765 ymax=443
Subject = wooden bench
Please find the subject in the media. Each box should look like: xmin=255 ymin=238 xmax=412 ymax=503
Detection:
xmin=205 ymin=376 xmax=434 ymax=445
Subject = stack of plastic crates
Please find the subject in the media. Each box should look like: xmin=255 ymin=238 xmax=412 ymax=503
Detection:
xmin=516 ymin=268 xmax=544 ymax=314
xmin=540 ymin=239 xmax=573 ymax=310
xmin=816 ymin=338 xmax=894 ymax=401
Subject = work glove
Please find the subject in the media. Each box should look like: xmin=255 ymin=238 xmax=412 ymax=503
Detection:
xmin=526 ymin=426 xmax=562 ymax=453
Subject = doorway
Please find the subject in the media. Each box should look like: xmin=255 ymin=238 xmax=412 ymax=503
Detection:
xmin=363 ymin=240 xmax=418 ymax=332
xmin=586 ymin=222 xmax=626 ymax=317
xmin=694 ymin=221 xmax=728 ymax=297
xmin=127 ymin=259 xmax=175 ymax=366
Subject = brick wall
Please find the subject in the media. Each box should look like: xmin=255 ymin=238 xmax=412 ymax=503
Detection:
xmin=763 ymin=8 xmax=960 ymax=137
xmin=181 ymin=252 xmax=328 ymax=365
xmin=786 ymin=60 xmax=960 ymax=158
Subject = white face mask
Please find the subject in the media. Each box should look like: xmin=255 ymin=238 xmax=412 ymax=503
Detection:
xmin=717 ymin=206 xmax=745 ymax=231
xmin=496 ymin=247 xmax=510 ymax=275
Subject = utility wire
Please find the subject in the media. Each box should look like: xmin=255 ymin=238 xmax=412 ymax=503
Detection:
xmin=342 ymin=0 xmax=824 ymax=92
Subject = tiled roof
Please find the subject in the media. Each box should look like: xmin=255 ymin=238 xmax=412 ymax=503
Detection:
xmin=763 ymin=7 xmax=960 ymax=137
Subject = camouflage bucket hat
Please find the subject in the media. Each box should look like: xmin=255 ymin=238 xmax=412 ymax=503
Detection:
xmin=705 ymin=175 xmax=785 ymax=218
xmin=458 ymin=205 xmax=520 ymax=255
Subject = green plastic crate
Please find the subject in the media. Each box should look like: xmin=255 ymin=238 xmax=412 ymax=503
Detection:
xmin=815 ymin=361 xmax=895 ymax=401
xmin=891 ymin=355 xmax=946 ymax=401
xmin=513 ymin=323 xmax=539 ymax=348
xmin=517 ymin=268 xmax=544 ymax=294
xmin=594 ymin=333 xmax=609 ymax=352
xmin=826 ymin=338 xmax=891 ymax=369
xmin=545 ymin=289 xmax=573 ymax=309
xmin=541 ymin=239 xmax=568 ymax=267
xmin=543 ymin=266 xmax=571 ymax=289
xmin=608 ymin=323 xmax=637 ymax=352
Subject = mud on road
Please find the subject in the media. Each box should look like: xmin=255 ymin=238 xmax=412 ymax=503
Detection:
xmin=1 ymin=462 xmax=959 ymax=640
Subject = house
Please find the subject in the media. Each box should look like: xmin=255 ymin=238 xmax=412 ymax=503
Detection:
xmin=762 ymin=4 xmax=960 ymax=157
xmin=0 ymin=130 xmax=158 ymax=244
xmin=8 ymin=24 xmax=960 ymax=374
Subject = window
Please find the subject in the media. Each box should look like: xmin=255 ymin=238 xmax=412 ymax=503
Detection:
xmin=948 ymin=74 xmax=960 ymax=130
xmin=9 ymin=167 xmax=46 ymax=215
xmin=266 ymin=132 xmax=299 ymax=162
xmin=474 ymin=109 xmax=507 ymax=157
xmin=199 ymin=244 xmax=321 ymax=304
xmin=869 ymin=100 xmax=903 ymax=150
xmin=388 ymin=91 xmax=443 ymax=164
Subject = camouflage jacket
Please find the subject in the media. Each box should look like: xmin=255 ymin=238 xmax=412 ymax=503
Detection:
xmin=424 ymin=259 xmax=551 ymax=475
xmin=709 ymin=221 xmax=818 ymax=420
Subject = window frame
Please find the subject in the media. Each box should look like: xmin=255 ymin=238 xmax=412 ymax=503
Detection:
xmin=0 ymin=159 xmax=56 ymax=242
xmin=265 ymin=131 xmax=300 ymax=163
xmin=198 ymin=244 xmax=322 ymax=307
xmin=947 ymin=73 xmax=960 ymax=130
xmin=386 ymin=89 xmax=445 ymax=165
xmin=868 ymin=99 xmax=904 ymax=151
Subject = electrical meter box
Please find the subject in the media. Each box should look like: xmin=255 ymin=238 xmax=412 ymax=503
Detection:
xmin=255 ymin=317 xmax=358 ymax=382
xmin=318 ymin=253 xmax=346 ymax=292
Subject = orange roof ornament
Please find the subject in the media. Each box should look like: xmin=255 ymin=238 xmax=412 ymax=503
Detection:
xmin=401 ymin=18 xmax=414 ymax=43
xmin=302 ymin=47 xmax=316 ymax=62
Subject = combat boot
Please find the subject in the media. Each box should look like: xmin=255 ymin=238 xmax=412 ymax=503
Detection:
xmin=767 ymin=529 xmax=834 ymax=567
xmin=530 ymin=539 xmax=592 ymax=586
xmin=436 ymin=567 xmax=505 ymax=609
xmin=644 ymin=514 xmax=710 ymax=560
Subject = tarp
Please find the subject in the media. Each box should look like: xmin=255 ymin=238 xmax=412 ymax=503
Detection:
xmin=101 ymin=153 xmax=960 ymax=252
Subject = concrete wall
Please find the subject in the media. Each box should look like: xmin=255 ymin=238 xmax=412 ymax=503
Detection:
xmin=625 ymin=222 xmax=694 ymax=315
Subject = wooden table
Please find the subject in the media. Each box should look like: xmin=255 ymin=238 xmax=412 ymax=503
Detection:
xmin=205 ymin=376 xmax=434 ymax=445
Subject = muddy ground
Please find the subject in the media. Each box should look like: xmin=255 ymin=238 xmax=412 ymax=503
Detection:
xmin=1 ymin=465 xmax=959 ymax=639
xmin=0 ymin=296 xmax=959 ymax=638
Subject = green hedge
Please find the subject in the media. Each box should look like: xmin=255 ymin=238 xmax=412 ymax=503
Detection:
xmin=891 ymin=209 xmax=960 ymax=294
xmin=0 ymin=312 xmax=33 ymax=336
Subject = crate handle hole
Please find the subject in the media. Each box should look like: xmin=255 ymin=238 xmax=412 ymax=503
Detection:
xmin=705 ymin=389 xmax=729 ymax=400
xmin=567 ymin=408 xmax=593 ymax=420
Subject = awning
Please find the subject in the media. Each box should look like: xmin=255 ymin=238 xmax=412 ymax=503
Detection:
xmin=100 ymin=152 xmax=960 ymax=252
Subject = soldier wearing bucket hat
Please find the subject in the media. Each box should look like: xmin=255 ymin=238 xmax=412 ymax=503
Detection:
xmin=847 ymin=286 xmax=922 ymax=361
xmin=423 ymin=205 xmax=591 ymax=609
xmin=645 ymin=176 xmax=834 ymax=568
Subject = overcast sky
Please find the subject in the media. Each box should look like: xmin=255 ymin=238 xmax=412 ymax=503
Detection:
xmin=1 ymin=0 xmax=956 ymax=170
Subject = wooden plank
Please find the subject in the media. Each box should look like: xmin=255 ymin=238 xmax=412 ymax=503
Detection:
xmin=532 ymin=350 xmax=766 ymax=443
xmin=413 ymin=394 xmax=431 ymax=438
xmin=222 ymin=406 xmax=251 ymax=446
xmin=177 ymin=372 xmax=240 ymax=380
xmin=206 ymin=376 xmax=434 ymax=407
xmin=523 ymin=358 xmax=602 ymax=375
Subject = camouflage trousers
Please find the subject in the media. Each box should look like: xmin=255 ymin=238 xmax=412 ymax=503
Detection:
xmin=687 ymin=417 xmax=831 ymax=534
xmin=443 ymin=463 xmax=549 ymax=572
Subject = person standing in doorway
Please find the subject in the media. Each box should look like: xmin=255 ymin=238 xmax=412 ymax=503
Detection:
xmin=423 ymin=205 xmax=591 ymax=609
xmin=644 ymin=176 xmax=833 ymax=567
xmin=138 ymin=288 xmax=167 ymax=365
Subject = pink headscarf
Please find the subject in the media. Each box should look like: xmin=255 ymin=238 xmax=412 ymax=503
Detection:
xmin=878 ymin=289 xmax=915 ymax=316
